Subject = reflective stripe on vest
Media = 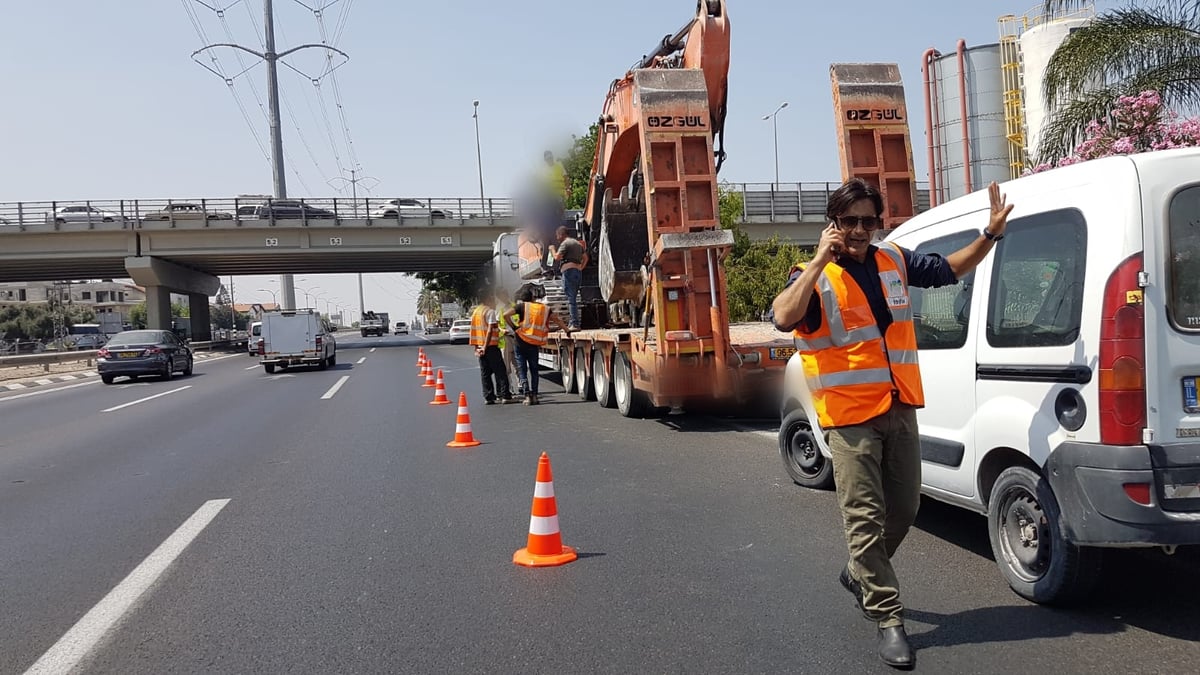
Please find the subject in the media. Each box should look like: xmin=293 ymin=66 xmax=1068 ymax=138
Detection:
xmin=469 ymin=305 xmax=497 ymax=347
xmin=792 ymin=243 xmax=925 ymax=428
xmin=519 ymin=302 xmax=551 ymax=346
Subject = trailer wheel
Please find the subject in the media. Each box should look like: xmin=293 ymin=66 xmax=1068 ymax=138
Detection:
xmin=560 ymin=345 xmax=576 ymax=394
xmin=593 ymin=349 xmax=615 ymax=408
xmin=575 ymin=346 xmax=594 ymax=401
xmin=614 ymin=351 xmax=650 ymax=418
xmin=988 ymin=466 xmax=1102 ymax=605
xmin=264 ymin=363 xmax=275 ymax=374
xmin=779 ymin=410 xmax=833 ymax=490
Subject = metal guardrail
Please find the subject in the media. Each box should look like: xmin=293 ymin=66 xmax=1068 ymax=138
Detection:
xmin=724 ymin=182 xmax=932 ymax=222
xmin=0 ymin=196 xmax=517 ymax=229
xmin=0 ymin=339 xmax=243 ymax=374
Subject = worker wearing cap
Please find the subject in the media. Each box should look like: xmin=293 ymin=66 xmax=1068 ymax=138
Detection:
xmin=770 ymin=178 xmax=1012 ymax=669
xmin=469 ymin=293 xmax=515 ymax=405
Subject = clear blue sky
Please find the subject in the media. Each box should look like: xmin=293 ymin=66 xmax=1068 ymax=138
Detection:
xmin=0 ymin=0 xmax=1077 ymax=320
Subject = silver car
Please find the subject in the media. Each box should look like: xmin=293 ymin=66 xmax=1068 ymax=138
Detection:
xmin=369 ymin=198 xmax=454 ymax=219
xmin=50 ymin=205 xmax=123 ymax=224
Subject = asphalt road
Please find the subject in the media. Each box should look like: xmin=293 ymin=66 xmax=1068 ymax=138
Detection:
xmin=1 ymin=332 xmax=1197 ymax=674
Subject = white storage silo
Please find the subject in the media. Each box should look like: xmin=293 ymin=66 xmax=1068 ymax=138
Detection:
xmin=930 ymin=43 xmax=1010 ymax=202
xmin=1021 ymin=15 xmax=1094 ymax=162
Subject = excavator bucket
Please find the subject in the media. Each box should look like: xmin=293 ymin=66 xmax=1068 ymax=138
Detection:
xmin=830 ymin=63 xmax=918 ymax=230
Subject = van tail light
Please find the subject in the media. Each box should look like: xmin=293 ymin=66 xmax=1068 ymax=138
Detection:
xmin=1098 ymin=252 xmax=1146 ymax=445
xmin=257 ymin=338 xmax=264 ymax=355
xmin=315 ymin=336 xmax=323 ymax=349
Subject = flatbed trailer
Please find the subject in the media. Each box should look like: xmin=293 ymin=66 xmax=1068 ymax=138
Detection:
xmin=537 ymin=321 xmax=794 ymax=417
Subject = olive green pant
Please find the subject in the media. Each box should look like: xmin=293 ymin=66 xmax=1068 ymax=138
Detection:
xmin=827 ymin=402 xmax=922 ymax=628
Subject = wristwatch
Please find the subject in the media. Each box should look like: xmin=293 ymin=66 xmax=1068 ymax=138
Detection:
xmin=982 ymin=228 xmax=1005 ymax=242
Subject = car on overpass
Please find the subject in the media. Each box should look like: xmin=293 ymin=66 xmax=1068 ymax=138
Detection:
xmin=96 ymin=329 xmax=193 ymax=384
xmin=49 ymin=205 xmax=124 ymax=224
xmin=141 ymin=203 xmax=234 ymax=221
xmin=237 ymin=200 xmax=336 ymax=220
xmin=369 ymin=198 xmax=453 ymax=220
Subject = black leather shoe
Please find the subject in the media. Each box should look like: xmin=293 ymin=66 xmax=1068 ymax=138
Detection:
xmin=877 ymin=625 xmax=915 ymax=669
xmin=839 ymin=565 xmax=864 ymax=612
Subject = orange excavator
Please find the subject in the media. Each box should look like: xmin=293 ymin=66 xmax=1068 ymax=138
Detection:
xmin=510 ymin=1 xmax=792 ymax=417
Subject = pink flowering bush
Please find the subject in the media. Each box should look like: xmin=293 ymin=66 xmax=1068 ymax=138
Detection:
xmin=1030 ymin=91 xmax=1200 ymax=173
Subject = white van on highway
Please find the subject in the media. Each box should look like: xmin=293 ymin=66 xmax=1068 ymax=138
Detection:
xmin=779 ymin=149 xmax=1200 ymax=605
xmin=259 ymin=309 xmax=336 ymax=374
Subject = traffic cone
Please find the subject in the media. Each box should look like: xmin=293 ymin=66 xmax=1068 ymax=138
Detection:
xmin=418 ymin=353 xmax=429 ymax=378
xmin=446 ymin=392 xmax=482 ymax=448
xmin=429 ymin=369 xmax=451 ymax=405
xmin=423 ymin=361 xmax=437 ymax=387
xmin=513 ymin=452 xmax=577 ymax=567
xmin=416 ymin=348 xmax=425 ymax=367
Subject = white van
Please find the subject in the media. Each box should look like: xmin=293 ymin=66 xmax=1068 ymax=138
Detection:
xmin=779 ymin=149 xmax=1200 ymax=605
xmin=248 ymin=321 xmax=262 ymax=356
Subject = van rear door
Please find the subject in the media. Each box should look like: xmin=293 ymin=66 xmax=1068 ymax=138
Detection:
xmin=1136 ymin=156 xmax=1200 ymax=512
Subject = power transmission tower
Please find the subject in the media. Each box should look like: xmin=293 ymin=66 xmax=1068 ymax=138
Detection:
xmin=189 ymin=0 xmax=349 ymax=311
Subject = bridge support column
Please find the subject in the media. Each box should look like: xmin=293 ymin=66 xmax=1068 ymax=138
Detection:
xmin=125 ymin=256 xmax=220 ymax=336
xmin=145 ymin=286 xmax=172 ymax=334
xmin=189 ymin=295 xmax=212 ymax=342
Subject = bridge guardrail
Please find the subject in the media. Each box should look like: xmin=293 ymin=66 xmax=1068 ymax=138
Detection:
xmin=723 ymin=182 xmax=931 ymax=222
xmin=0 ymin=196 xmax=517 ymax=230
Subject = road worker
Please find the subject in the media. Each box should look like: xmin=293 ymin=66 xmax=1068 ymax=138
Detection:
xmin=468 ymin=291 xmax=515 ymax=404
xmin=770 ymin=178 xmax=1013 ymax=669
xmin=501 ymin=283 xmax=573 ymax=406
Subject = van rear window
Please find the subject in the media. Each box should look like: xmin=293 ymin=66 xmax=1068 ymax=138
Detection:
xmin=1168 ymin=186 xmax=1200 ymax=329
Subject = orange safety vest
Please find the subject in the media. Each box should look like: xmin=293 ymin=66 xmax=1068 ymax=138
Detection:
xmin=793 ymin=243 xmax=924 ymax=429
xmin=469 ymin=305 xmax=497 ymax=347
xmin=518 ymin=301 xmax=551 ymax=346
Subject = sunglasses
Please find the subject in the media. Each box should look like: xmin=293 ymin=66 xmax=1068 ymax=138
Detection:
xmin=835 ymin=215 xmax=883 ymax=231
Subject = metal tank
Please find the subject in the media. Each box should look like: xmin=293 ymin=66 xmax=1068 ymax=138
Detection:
xmin=1021 ymin=16 xmax=1093 ymax=162
xmin=927 ymin=42 xmax=1009 ymax=203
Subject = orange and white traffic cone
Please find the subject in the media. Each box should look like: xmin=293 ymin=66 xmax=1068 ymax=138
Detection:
xmin=416 ymin=348 xmax=425 ymax=368
xmin=513 ymin=452 xmax=577 ymax=567
xmin=446 ymin=392 xmax=482 ymax=448
xmin=430 ymin=369 xmax=451 ymax=405
xmin=423 ymin=361 xmax=437 ymax=388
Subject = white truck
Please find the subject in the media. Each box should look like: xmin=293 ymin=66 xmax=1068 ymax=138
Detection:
xmin=360 ymin=311 xmax=388 ymax=338
xmin=260 ymin=309 xmax=337 ymax=373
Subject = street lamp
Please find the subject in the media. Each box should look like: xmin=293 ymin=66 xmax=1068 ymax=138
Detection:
xmin=297 ymin=286 xmax=321 ymax=309
xmin=256 ymin=288 xmax=278 ymax=306
xmin=762 ymin=101 xmax=789 ymax=189
xmin=472 ymin=100 xmax=485 ymax=204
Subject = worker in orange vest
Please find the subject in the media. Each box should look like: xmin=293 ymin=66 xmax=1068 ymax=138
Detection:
xmin=501 ymin=283 xmax=573 ymax=406
xmin=770 ymin=178 xmax=1012 ymax=669
xmin=469 ymin=293 xmax=515 ymax=405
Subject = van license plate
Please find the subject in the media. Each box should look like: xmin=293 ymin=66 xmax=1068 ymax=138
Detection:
xmin=770 ymin=347 xmax=796 ymax=361
xmin=1184 ymin=376 xmax=1199 ymax=413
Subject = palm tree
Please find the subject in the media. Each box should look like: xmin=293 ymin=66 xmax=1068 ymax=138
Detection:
xmin=416 ymin=287 xmax=442 ymax=325
xmin=1038 ymin=1 xmax=1200 ymax=162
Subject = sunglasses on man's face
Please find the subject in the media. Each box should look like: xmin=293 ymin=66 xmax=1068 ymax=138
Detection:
xmin=835 ymin=215 xmax=883 ymax=231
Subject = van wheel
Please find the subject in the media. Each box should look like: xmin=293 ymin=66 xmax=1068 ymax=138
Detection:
xmin=988 ymin=466 xmax=1102 ymax=605
xmin=328 ymin=353 xmax=336 ymax=367
xmin=593 ymin=349 xmax=615 ymax=408
xmin=318 ymin=356 xmax=328 ymax=370
xmin=264 ymin=363 xmax=275 ymax=374
xmin=779 ymin=409 xmax=833 ymax=490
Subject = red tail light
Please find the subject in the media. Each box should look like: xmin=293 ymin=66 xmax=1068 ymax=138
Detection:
xmin=1122 ymin=482 xmax=1152 ymax=505
xmin=257 ymin=338 xmax=264 ymax=355
xmin=98 ymin=348 xmax=110 ymax=359
xmin=1099 ymin=252 xmax=1146 ymax=445
xmin=315 ymin=336 xmax=323 ymax=349
xmin=143 ymin=347 xmax=163 ymax=356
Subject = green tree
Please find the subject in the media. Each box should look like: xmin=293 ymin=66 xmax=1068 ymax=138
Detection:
xmin=416 ymin=287 xmax=444 ymax=324
xmin=413 ymin=271 xmax=481 ymax=305
xmin=1038 ymin=1 xmax=1200 ymax=162
xmin=129 ymin=301 xmax=147 ymax=329
xmin=563 ymin=123 xmax=599 ymax=210
xmin=719 ymin=186 xmax=809 ymax=322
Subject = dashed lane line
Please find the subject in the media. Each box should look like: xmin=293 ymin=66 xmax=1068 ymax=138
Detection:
xmin=356 ymin=357 xmax=366 ymax=364
xmin=369 ymin=347 xmax=377 ymax=353
xmin=0 ymin=380 xmax=98 ymax=402
xmin=320 ymin=375 xmax=350 ymax=400
xmin=102 ymin=386 xmax=192 ymax=413
xmin=23 ymin=499 xmax=231 ymax=675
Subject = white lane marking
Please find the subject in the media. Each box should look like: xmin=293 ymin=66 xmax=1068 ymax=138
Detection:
xmin=244 ymin=365 xmax=259 ymax=371
xmin=102 ymin=386 xmax=192 ymax=413
xmin=23 ymin=499 xmax=231 ymax=675
xmin=369 ymin=347 xmax=377 ymax=353
xmin=59 ymin=375 xmax=78 ymax=381
xmin=4 ymin=383 xmax=28 ymax=390
xmin=35 ymin=379 xmax=54 ymax=386
xmin=195 ymin=353 xmax=239 ymax=364
xmin=0 ymin=380 xmax=97 ymax=402
xmin=356 ymin=357 xmax=366 ymax=364
xmin=320 ymin=375 xmax=350 ymax=400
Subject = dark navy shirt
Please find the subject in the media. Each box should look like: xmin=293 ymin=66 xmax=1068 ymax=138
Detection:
xmin=771 ymin=245 xmax=958 ymax=334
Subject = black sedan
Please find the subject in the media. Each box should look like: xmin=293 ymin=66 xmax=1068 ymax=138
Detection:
xmin=97 ymin=330 xmax=193 ymax=384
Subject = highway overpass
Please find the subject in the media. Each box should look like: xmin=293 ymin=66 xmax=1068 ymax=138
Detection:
xmin=0 ymin=184 xmax=930 ymax=337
